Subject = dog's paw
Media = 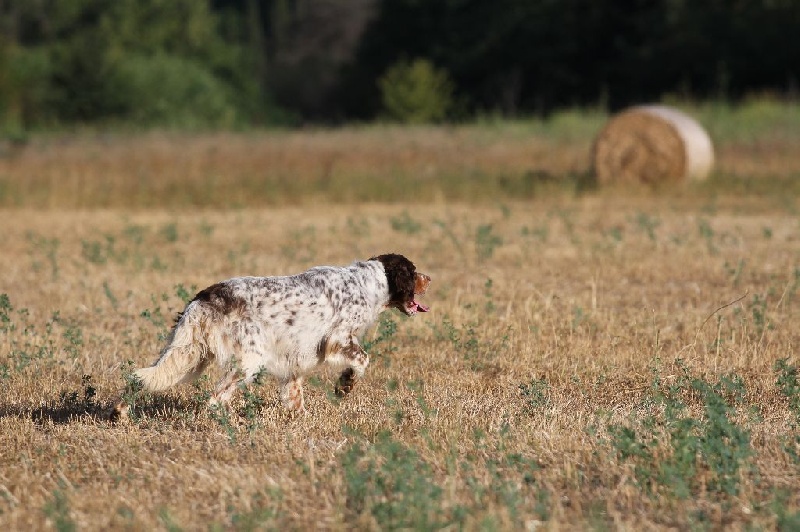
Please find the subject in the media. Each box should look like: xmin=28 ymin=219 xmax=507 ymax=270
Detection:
xmin=335 ymin=368 xmax=357 ymax=397
xmin=107 ymin=401 xmax=130 ymax=423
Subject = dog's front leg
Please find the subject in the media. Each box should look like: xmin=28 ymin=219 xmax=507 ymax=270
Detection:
xmin=334 ymin=340 xmax=369 ymax=397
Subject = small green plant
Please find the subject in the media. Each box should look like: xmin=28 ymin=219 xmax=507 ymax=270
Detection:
xmin=174 ymin=283 xmax=197 ymax=305
xmin=475 ymin=224 xmax=502 ymax=260
xmin=61 ymin=322 xmax=83 ymax=361
xmin=160 ymin=223 xmax=179 ymax=243
xmin=698 ymin=218 xmax=718 ymax=254
xmin=341 ymin=430 xmax=446 ymax=529
xmin=776 ymin=359 xmax=800 ymax=421
xmin=158 ymin=506 xmax=183 ymax=532
xmin=362 ymin=313 xmax=398 ymax=359
xmin=119 ymin=361 xmax=145 ymax=421
xmin=42 ymin=489 xmax=76 ymax=532
xmin=723 ymin=258 xmax=745 ymax=285
xmin=430 ymin=315 xmax=502 ymax=370
xmin=483 ymin=278 xmax=495 ymax=314
xmin=209 ymin=402 xmax=237 ymax=444
xmin=520 ymin=378 xmax=550 ymax=412
xmin=227 ymin=491 xmax=279 ymax=530
xmin=389 ymin=210 xmax=422 ymax=234
xmin=775 ymin=359 xmax=800 ymax=464
xmin=0 ymin=293 xmax=12 ymax=332
xmin=634 ymin=212 xmax=660 ymax=242
xmin=749 ymin=293 xmax=770 ymax=337
xmin=56 ymin=374 xmax=100 ymax=417
xmin=378 ymin=58 xmax=454 ymax=124
xmin=27 ymin=233 xmax=60 ymax=279
xmin=605 ymin=364 xmax=753 ymax=499
xmin=241 ymin=369 xmax=268 ymax=438
xmin=103 ymin=281 xmax=119 ymax=309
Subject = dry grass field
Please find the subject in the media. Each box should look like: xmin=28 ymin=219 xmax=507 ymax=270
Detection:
xmin=2 ymin=105 xmax=800 ymax=530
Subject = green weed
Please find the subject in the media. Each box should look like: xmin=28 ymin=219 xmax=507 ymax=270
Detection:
xmin=749 ymin=293 xmax=771 ymax=337
xmin=634 ymin=212 xmax=660 ymax=243
xmin=159 ymin=507 xmax=183 ymax=532
xmin=341 ymin=430 xmax=448 ymax=529
xmin=27 ymin=232 xmax=60 ymax=280
xmin=475 ymin=224 xmax=502 ymax=260
xmin=226 ymin=491 xmax=279 ymax=531
xmin=0 ymin=295 xmax=59 ymax=376
xmin=520 ymin=378 xmax=551 ymax=412
xmin=605 ymin=363 xmax=753 ymax=499
xmin=775 ymin=359 xmax=800 ymax=464
xmin=160 ymin=223 xmax=179 ymax=243
xmin=209 ymin=402 xmax=237 ymax=444
xmin=389 ymin=210 xmax=422 ymax=234
xmin=362 ymin=313 xmax=398 ymax=360
xmin=723 ymin=259 xmax=745 ymax=286
xmin=698 ymin=218 xmax=718 ymax=255
xmin=42 ymin=489 xmax=75 ymax=532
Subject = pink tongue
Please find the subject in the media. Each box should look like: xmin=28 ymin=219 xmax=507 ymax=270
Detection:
xmin=413 ymin=300 xmax=429 ymax=312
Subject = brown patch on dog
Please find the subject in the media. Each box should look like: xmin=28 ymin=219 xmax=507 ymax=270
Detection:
xmin=192 ymin=282 xmax=246 ymax=316
xmin=414 ymin=272 xmax=431 ymax=295
xmin=316 ymin=336 xmax=351 ymax=364
xmin=371 ymin=253 xmax=417 ymax=311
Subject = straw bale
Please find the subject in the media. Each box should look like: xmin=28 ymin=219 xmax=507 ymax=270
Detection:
xmin=593 ymin=105 xmax=714 ymax=185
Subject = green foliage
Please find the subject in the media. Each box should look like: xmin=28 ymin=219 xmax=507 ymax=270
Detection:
xmin=379 ymin=58 xmax=454 ymax=124
xmin=0 ymin=45 xmax=53 ymax=129
xmin=389 ymin=210 xmax=422 ymax=235
xmin=119 ymin=360 xmax=145 ymax=421
xmin=520 ymin=378 xmax=551 ymax=412
xmin=0 ymin=0 xmax=258 ymax=128
xmin=605 ymin=364 xmax=753 ymax=499
xmin=341 ymin=430 xmax=447 ymax=529
xmin=54 ymin=374 xmax=101 ymax=419
xmin=776 ymin=359 xmax=800 ymax=422
xmin=209 ymin=402 xmax=238 ymax=444
xmin=226 ymin=491 xmax=279 ymax=531
xmin=42 ymin=489 xmax=76 ymax=532
xmin=475 ymin=223 xmax=502 ymax=260
xmin=111 ymin=53 xmax=240 ymax=128
xmin=0 ymin=295 xmax=60 ymax=377
xmin=362 ymin=313 xmax=398 ymax=359
xmin=775 ymin=359 xmax=800 ymax=464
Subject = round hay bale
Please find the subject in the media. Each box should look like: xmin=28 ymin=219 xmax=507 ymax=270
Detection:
xmin=592 ymin=105 xmax=714 ymax=185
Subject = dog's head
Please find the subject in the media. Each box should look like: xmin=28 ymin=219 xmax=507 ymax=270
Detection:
xmin=371 ymin=253 xmax=431 ymax=316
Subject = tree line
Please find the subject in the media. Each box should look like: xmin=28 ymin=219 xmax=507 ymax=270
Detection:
xmin=0 ymin=0 xmax=798 ymax=129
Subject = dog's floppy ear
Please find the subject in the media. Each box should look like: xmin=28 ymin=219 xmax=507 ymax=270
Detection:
xmin=370 ymin=253 xmax=416 ymax=305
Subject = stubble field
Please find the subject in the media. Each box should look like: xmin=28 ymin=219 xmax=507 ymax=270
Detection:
xmin=2 ymin=103 xmax=800 ymax=530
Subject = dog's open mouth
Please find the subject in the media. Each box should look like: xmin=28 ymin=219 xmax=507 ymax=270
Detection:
xmin=405 ymin=272 xmax=431 ymax=315
xmin=405 ymin=299 xmax=430 ymax=315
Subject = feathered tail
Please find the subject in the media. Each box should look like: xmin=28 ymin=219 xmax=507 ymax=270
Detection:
xmin=134 ymin=302 xmax=209 ymax=391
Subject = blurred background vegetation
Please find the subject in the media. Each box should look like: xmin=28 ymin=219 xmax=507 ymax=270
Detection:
xmin=0 ymin=0 xmax=798 ymax=131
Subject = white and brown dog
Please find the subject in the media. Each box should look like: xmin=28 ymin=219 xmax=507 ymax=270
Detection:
xmin=111 ymin=254 xmax=430 ymax=419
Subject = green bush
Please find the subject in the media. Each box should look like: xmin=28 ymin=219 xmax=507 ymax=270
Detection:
xmin=378 ymin=58 xmax=454 ymax=124
xmin=0 ymin=45 xmax=53 ymax=130
xmin=112 ymin=53 xmax=240 ymax=128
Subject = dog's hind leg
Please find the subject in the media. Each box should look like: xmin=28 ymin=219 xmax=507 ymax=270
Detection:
xmin=280 ymin=375 xmax=306 ymax=412
xmin=210 ymin=366 xmax=243 ymax=406
xmin=209 ymin=351 xmax=268 ymax=406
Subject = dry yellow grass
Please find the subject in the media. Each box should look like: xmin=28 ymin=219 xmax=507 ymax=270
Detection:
xmin=1 ymin=192 xmax=800 ymax=529
xmin=2 ymin=121 xmax=799 ymax=209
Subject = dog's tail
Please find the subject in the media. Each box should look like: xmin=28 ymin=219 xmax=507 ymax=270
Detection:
xmin=134 ymin=303 xmax=209 ymax=392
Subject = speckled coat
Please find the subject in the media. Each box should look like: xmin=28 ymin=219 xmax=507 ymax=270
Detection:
xmin=111 ymin=254 xmax=430 ymax=417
